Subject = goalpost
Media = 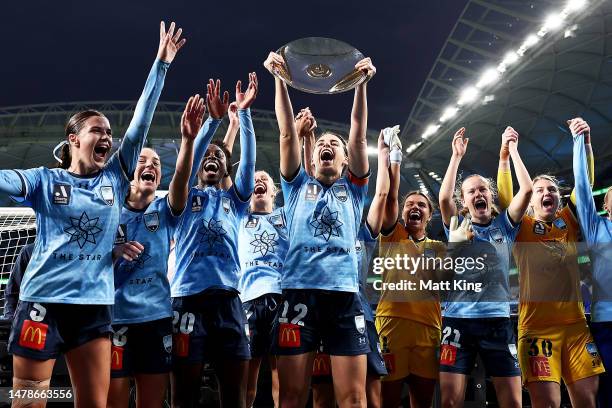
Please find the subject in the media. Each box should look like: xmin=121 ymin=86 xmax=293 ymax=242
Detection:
xmin=0 ymin=208 xmax=36 ymax=316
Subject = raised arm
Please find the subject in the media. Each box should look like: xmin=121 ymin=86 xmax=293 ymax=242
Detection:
xmin=382 ymin=127 xmax=403 ymax=231
xmin=367 ymin=131 xmax=391 ymax=235
xmin=571 ymin=124 xmax=599 ymax=243
xmin=264 ymin=52 xmax=300 ymax=179
xmin=168 ymin=95 xmax=206 ymax=214
xmin=119 ymin=21 xmax=185 ymax=177
xmin=296 ymin=108 xmax=317 ymax=177
xmin=188 ymin=79 xmax=228 ymax=187
xmin=439 ymin=128 xmax=468 ymax=225
xmin=220 ymin=102 xmax=239 ymax=190
xmin=568 ymin=118 xmax=595 ymax=205
xmin=233 ymin=73 xmax=258 ymax=201
xmin=505 ymin=127 xmax=533 ymax=223
xmin=347 ymin=58 xmax=376 ymax=178
xmin=497 ymin=128 xmax=517 ymax=209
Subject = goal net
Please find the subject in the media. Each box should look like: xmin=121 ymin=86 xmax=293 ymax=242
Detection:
xmin=0 ymin=208 xmax=36 ymax=316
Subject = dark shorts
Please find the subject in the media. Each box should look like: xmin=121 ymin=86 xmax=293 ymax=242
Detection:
xmin=311 ymin=320 xmax=387 ymax=384
xmin=171 ymin=289 xmax=251 ymax=364
xmin=243 ymin=293 xmax=282 ymax=357
xmin=439 ymin=316 xmax=520 ymax=377
xmin=271 ymin=289 xmax=370 ymax=356
xmin=591 ymin=321 xmax=612 ymax=407
xmin=110 ymin=318 xmax=173 ymax=377
xmin=8 ymin=301 xmax=112 ymax=360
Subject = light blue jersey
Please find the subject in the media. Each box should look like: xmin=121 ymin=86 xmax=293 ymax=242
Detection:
xmin=356 ymin=223 xmax=377 ymax=322
xmin=573 ymin=134 xmax=612 ymax=322
xmin=171 ymin=109 xmax=256 ymax=297
xmin=238 ymin=207 xmax=288 ymax=302
xmin=281 ymin=168 xmax=368 ymax=292
xmin=0 ymin=59 xmax=169 ymax=304
xmin=113 ymin=196 xmax=179 ymax=324
xmin=443 ymin=210 xmax=520 ymax=318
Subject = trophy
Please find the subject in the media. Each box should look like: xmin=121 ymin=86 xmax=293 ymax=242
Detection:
xmin=274 ymin=37 xmax=367 ymax=94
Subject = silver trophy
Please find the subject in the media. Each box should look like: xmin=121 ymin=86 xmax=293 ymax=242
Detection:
xmin=274 ymin=37 xmax=367 ymax=94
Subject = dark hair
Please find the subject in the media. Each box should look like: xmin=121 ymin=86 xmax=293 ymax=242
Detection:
xmin=58 ymin=110 xmax=107 ymax=169
xmin=402 ymin=191 xmax=436 ymax=214
xmin=197 ymin=139 xmax=232 ymax=185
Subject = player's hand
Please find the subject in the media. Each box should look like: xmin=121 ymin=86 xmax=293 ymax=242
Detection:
xmin=501 ymin=126 xmax=519 ymax=158
xmin=295 ymin=108 xmax=317 ymax=139
xmin=355 ymin=57 xmax=376 ymax=82
xmin=181 ymin=94 xmax=206 ymax=141
xmin=451 ymin=127 xmax=469 ymax=158
xmin=236 ymin=72 xmax=258 ymax=110
xmin=206 ymin=79 xmax=230 ymax=119
xmin=263 ymin=52 xmax=286 ymax=76
xmin=113 ymin=241 xmax=144 ymax=262
xmin=157 ymin=21 xmax=186 ymax=64
xmin=448 ymin=216 xmax=474 ymax=243
xmin=567 ymin=117 xmax=591 ymax=143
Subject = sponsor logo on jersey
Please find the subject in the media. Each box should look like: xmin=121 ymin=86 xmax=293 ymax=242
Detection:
xmin=250 ymin=231 xmax=278 ymax=257
xmin=553 ymin=218 xmax=567 ymax=230
xmin=310 ymin=206 xmax=343 ymax=241
xmin=100 ymin=186 xmax=115 ymax=206
xmin=529 ymin=355 xmax=551 ymax=377
xmin=64 ymin=211 xmax=103 ymax=248
xmin=52 ymin=184 xmax=71 ymax=205
xmin=440 ymin=344 xmax=457 ymax=366
xmin=115 ymin=224 xmax=127 ymax=244
xmin=144 ymin=211 xmax=160 ymax=232
xmin=192 ymin=195 xmax=203 ymax=212
xmin=332 ymin=185 xmax=348 ymax=202
xmin=533 ymin=221 xmax=546 ymax=235
xmin=222 ymin=197 xmax=231 ymax=214
xmin=111 ymin=345 xmax=124 ymax=370
xmin=163 ymin=335 xmax=172 ymax=354
xmin=278 ymin=323 xmax=300 ymax=348
xmin=305 ymin=183 xmax=321 ymax=201
xmin=19 ymin=320 xmax=48 ymax=350
xmin=245 ymin=216 xmax=259 ymax=228
xmin=489 ymin=228 xmax=504 ymax=243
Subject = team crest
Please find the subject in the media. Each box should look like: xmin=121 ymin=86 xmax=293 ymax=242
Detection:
xmin=553 ymin=218 xmax=567 ymax=230
xmin=222 ymin=197 xmax=231 ymax=214
xmin=100 ymin=186 xmax=115 ymax=206
xmin=586 ymin=342 xmax=599 ymax=358
xmin=163 ymin=334 xmax=172 ymax=353
xmin=305 ymin=183 xmax=321 ymax=201
xmin=533 ymin=221 xmax=546 ymax=235
xmin=144 ymin=212 xmax=160 ymax=232
xmin=269 ymin=214 xmax=285 ymax=228
xmin=489 ymin=228 xmax=504 ymax=243
xmin=192 ymin=195 xmax=203 ymax=212
xmin=52 ymin=184 xmax=71 ymax=205
xmin=115 ymin=224 xmax=127 ymax=244
xmin=332 ymin=185 xmax=348 ymax=202
xmin=424 ymin=248 xmax=436 ymax=259
xmin=245 ymin=216 xmax=259 ymax=228
xmin=354 ymin=315 xmax=366 ymax=334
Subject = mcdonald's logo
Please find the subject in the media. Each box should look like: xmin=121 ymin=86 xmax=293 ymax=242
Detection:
xmin=174 ymin=333 xmax=190 ymax=357
xmin=313 ymin=353 xmax=331 ymax=376
xmin=111 ymin=346 xmax=124 ymax=370
xmin=383 ymin=352 xmax=396 ymax=374
xmin=440 ymin=344 xmax=457 ymax=366
xmin=529 ymin=356 xmax=551 ymax=377
xmin=278 ymin=323 xmax=300 ymax=348
xmin=19 ymin=320 xmax=48 ymax=350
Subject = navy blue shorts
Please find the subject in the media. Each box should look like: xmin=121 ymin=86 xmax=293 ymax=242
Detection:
xmin=8 ymin=301 xmax=112 ymax=360
xmin=110 ymin=318 xmax=173 ymax=377
xmin=311 ymin=320 xmax=387 ymax=384
xmin=271 ymin=289 xmax=369 ymax=356
xmin=243 ymin=293 xmax=282 ymax=357
xmin=171 ymin=289 xmax=251 ymax=364
xmin=439 ymin=316 xmax=520 ymax=377
xmin=591 ymin=321 xmax=612 ymax=408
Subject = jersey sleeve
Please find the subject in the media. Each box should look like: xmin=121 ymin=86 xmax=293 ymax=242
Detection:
xmin=360 ymin=222 xmax=379 ymax=243
xmin=228 ymin=184 xmax=250 ymax=215
xmin=345 ymin=169 xmax=369 ymax=210
xmin=500 ymin=209 xmax=521 ymax=242
xmin=233 ymin=108 xmax=256 ymax=202
xmin=6 ymin=168 xmax=44 ymax=207
xmin=281 ymin=166 xmax=308 ymax=216
xmin=497 ymin=167 xmax=513 ymax=209
xmin=572 ymin=133 xmax=600 ymax=244
xmin=163 ymin=195 xmax=181 ymax=230
xmin=189 ymin=117 xmax=223 ymax=187
xmin=118 ymin=59 xmax=170 ymax=179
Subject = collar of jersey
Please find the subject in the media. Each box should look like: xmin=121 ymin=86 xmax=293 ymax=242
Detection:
xmin=66 ymin=169 xmax=101 ymax=179
xmin=124 ymin=201 xmax=151 ymax=213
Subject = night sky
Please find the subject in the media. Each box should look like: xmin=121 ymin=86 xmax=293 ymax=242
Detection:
xmin=1 ymin=0 xmax=467 ymax=130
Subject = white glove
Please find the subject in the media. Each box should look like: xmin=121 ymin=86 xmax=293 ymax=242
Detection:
xmin=448 ymin=215 xmax=473 ymax=243
xmin=382 ymin=125 xmax=402 ymax=150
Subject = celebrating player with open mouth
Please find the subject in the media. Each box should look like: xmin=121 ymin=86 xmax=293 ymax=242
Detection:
xmin=0 ymin=21 xmax=183 ymax=408
xmin=169 ymin=74 xmax=257 ymax=408
xmin=264 ymin=51 xmax=375 ymax=408
xmin=438 ymin=127 xmax=532 ymax=408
